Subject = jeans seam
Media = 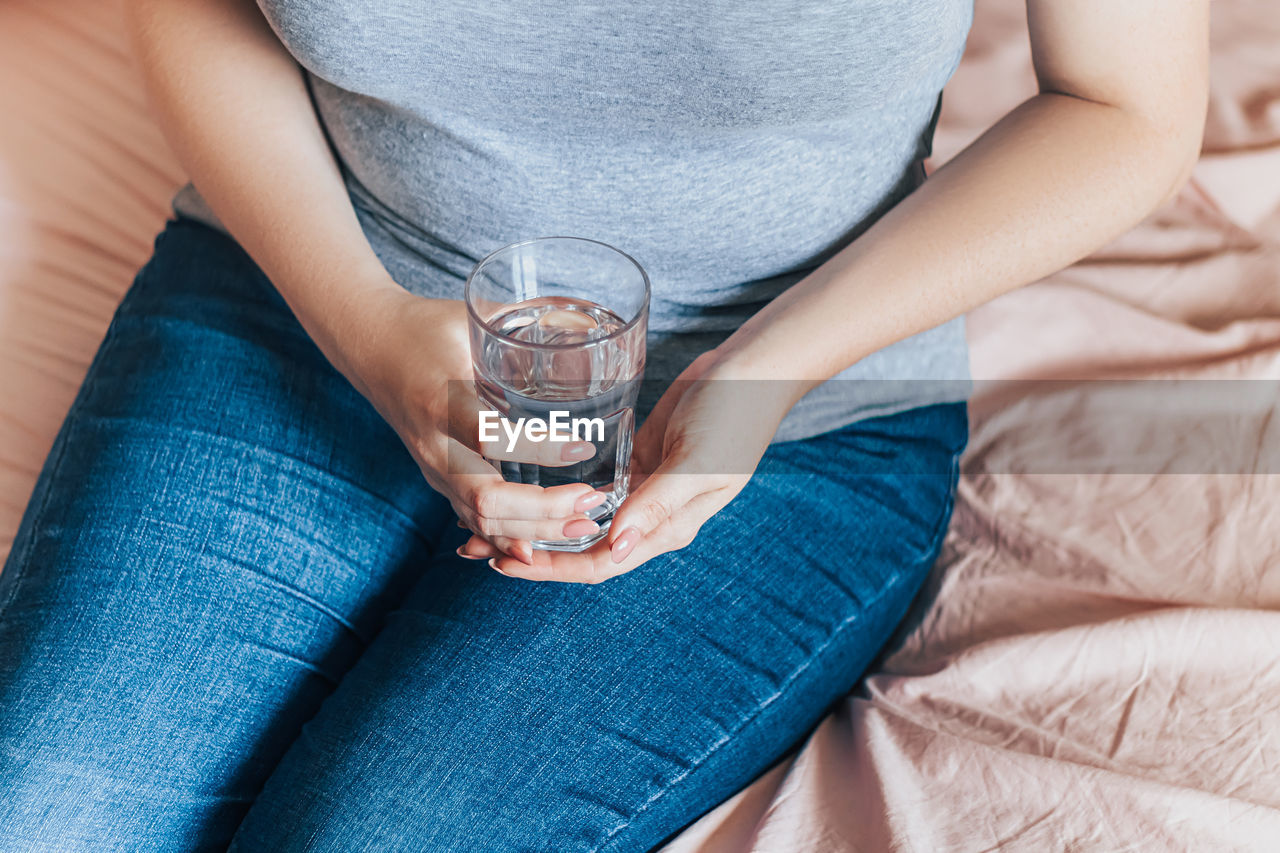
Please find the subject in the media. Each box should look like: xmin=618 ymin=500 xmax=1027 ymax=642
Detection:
xmin=588 ymin=581 xmax=905 ymax=851
xmin=591 ymin=438 xmax=967 ymax=852
xmin=923 ymin=445 xmax=965 ymax=564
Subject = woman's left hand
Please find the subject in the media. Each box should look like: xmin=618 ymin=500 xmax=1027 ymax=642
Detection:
xmin=461 ymin=352 xmax=795 ymax=582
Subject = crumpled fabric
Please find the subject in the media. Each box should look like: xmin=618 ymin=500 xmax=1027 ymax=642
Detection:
xmin=665 ymin=0 xmax=1280 ymax=849
xmin=1 ymin=2 xmax=1278 ymax=850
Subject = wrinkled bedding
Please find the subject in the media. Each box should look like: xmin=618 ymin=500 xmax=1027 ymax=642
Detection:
xmin=665 ymin=1 xmax=1280 ymax=849
xmin=2 ymin=1 xmax=1278 ymax=850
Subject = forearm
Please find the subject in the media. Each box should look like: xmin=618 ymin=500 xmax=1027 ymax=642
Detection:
xmin=126 ymin=0 xmax=415 ymax=385
xmin=714 ymin=91 xmax=1205 ymax=401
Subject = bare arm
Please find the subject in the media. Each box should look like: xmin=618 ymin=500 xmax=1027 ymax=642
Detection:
xmin=126 ymin=0 xmax=599 ymax=563
xmin=125 ymin=0 xmax=405 ymax=383
xmin=489 ymin=0 xmax=1211 ymax=580
xmin=714 ymin=0 xmax=1210 ymax=390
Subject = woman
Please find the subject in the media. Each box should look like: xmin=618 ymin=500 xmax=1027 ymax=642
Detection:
xmin=0 ymin=0 xmax=1206 ymax=849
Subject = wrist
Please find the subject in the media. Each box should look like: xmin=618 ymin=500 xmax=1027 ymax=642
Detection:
xmin=298 ymin=273 xmax=406 ymax=384
xmin=296 ymin=270 xmax=461 ymax=403
xmin=331 ymin=287 xmax=462 ymax=392
xmin=699 ymin=344 xmax=821 ymax=416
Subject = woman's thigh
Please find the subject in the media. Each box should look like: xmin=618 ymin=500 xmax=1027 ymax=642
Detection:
xmin=233 ymin=402 xmax=968 ymax=852
xmin=0 ymin=219 xmax=451 ymax=850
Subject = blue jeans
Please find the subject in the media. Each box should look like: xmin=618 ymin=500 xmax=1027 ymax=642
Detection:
xmin=0 ymin=218 xmax=967 ymax=851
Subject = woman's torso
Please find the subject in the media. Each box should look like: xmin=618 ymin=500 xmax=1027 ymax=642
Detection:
xmin=174 ymin=0 xmax=975 ymax=439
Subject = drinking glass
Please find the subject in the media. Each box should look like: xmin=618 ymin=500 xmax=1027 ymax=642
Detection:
xmin=465 ymin=237 xmax=649 ymax=552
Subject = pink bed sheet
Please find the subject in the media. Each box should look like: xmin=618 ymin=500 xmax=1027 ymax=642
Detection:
xmin=0 ymin=0 xmax=183 ymax=558
xmin=665 ymin=1 xmax=1280 ymax=849
xmin=1 ymin=1 xmax=1278 ymax=850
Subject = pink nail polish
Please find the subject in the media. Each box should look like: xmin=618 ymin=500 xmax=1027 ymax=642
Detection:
xmin=562 ymin=518 xmax=601 ymax=539
xmin=561 ymin=441 xmax=596 ymax=462
xmin=456 ymin=545 xmax=484 ymax=560
xmin=574 ymin=491 xmax=608 ymax=513
xmin=488 ymin=558 xmax=508 ymax=576
xmin=610 ymin=527 xmax=641 ymax=563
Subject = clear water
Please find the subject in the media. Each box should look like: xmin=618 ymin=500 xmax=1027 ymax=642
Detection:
xmin=474 ymin=296 xmax=642 ymax=550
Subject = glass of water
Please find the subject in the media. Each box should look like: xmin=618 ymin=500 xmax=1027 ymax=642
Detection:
xmin=465 ymin=237 xmax=649 ymax=552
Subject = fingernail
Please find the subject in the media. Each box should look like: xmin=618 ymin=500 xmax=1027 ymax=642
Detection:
xmin=610 ymin=527 xmax=641 ymax=564
xmin=574 ymin=491 xmax=608 ymax=512
xmin=456 ymin=545 xmax=485 ymax=560
xmin=456 ymin=519 xmax=467 ymax=528
xmin=562 ymin=518 xmax=601 ymax=539
xmin=488 ymin=558 xmax=509 ymax=576
xmin=515 ymin=543 xmax=534 ymax=565
xmin=561 ymin=441 xmax=596 ymax=462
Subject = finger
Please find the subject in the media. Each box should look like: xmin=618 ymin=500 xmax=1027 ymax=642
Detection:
xmin=460 ymin=532 xmax=540 ymax=563
xmin=457 ymin=512 xmax=603 ymax=543
xmin=471 ymin=532 xmax=529 ymax=563
xmin=631 ymin=382 xmax=687 ymax=476
xmin=459 ymin=476 xmax=609 ymax=523
xmin=444 ymin=441 xmax=609 ymax=524
xmin=491 ymin=542 xmax=614 ymax=583
xmin=456 ymin=535 xmax=500 ymax=561
xmin=631 ymin=414 xmax=667 ymax=479
xmin=633 ymin=352 xmax=721 ymax=472
xmin=636 ymin=376 xmax=686 ymax=444
xmin=491 ymin=518 xmax=682 ymax=583
xmin=605 ymin=463 xmax=708 ymax=560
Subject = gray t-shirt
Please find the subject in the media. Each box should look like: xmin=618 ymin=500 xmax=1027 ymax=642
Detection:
xmin=174 ymin=0 xmax=975 ymax=441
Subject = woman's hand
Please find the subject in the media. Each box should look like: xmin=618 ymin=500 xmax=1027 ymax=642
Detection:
xmin=472 ymin=352 xmax=797 ymax=582
xmin=129 ymin=0 xmax=603 ymax=563
xmin=344 ymin=288 xmax=607 ymax=565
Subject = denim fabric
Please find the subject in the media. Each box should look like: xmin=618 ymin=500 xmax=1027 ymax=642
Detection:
xmin=0 ymin=218 xmax=967 ymax=851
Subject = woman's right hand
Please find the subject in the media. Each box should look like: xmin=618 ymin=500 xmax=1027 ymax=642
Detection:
xmin=339 ymin=286 xmax=606 ymax=564
xmin=128 ymin=1 xmax=602 ymax=564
